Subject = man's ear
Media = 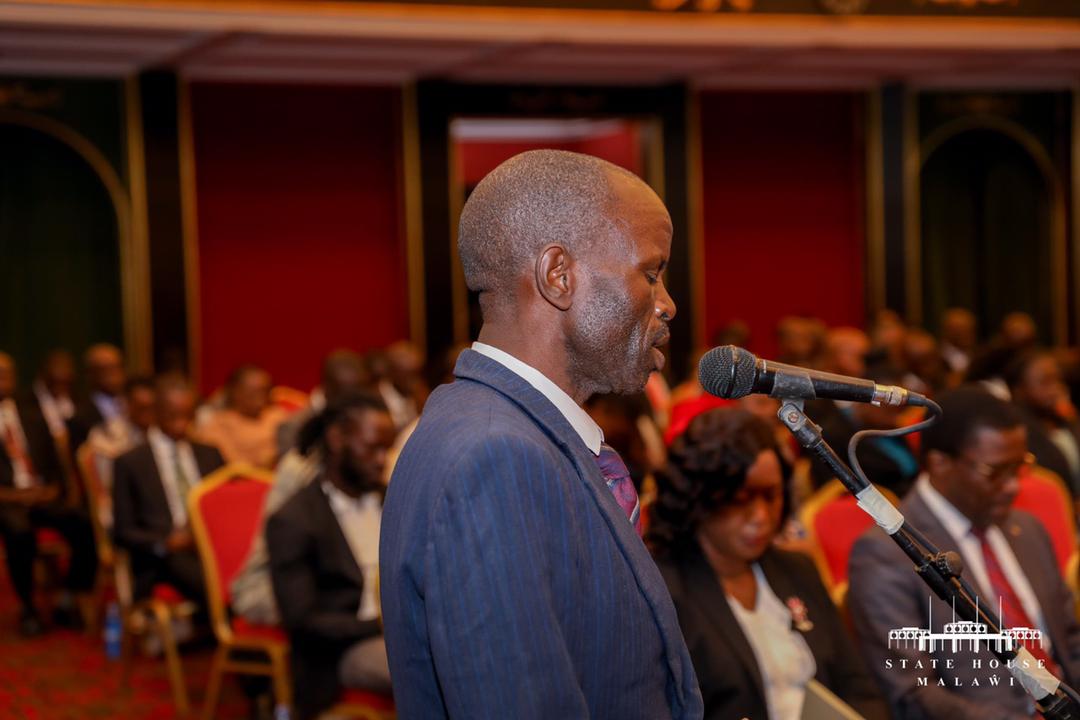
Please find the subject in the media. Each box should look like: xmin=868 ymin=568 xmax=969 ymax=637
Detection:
xmin=925 ymin=449 xmax=950 ymax=477
xmin=536 ymin=244 xmax=574 ymax=311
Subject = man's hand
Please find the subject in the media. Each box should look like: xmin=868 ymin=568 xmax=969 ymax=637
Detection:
xmin=166 ymin=528 xmax=194 ymax=551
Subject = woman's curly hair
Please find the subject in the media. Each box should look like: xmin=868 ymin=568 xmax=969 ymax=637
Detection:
xmin=646 ymin=407 xmax=791 ymax=559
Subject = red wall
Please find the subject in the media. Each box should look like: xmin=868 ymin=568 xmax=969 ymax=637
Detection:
xmin=699 ymin=92 xmax=866 ymax=359
xmin=190 ymin=83 xmax=407 ymax=392
xmin=458 ymin=124 xmax=642 ymax=187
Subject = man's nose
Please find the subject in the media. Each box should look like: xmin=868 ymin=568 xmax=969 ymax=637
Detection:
xmin=656 ymin=278 xmax=676 ymax=322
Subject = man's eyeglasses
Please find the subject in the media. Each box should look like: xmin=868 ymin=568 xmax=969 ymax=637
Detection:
xmin=960 ymin=452 xmax=1036 ymax=483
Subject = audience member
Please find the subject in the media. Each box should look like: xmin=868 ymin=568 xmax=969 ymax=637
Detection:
xmin=112 ymin=378 xmax=224 ymax=603
xmin=0 ymin=352 xmax=97 ymax=636
xmin=650 ymin=408 xmax=887 ymax=720
xmin=939 ymin=307 xmax=978 ymax=378
xmin=868 ymin=309 xmax=907 ymax=369
xmin=849 ymin=388 xmax=1080 ymax=719
xmin=85 ymin=376 xmax=157 ymax=527
xmin=266 ymin=391 xmax=396 ymax=719
xmin=966 ymin=343 xmax=1020 ymax=401
xmin=712 ymin=319 xmax=751 ymax=349
xmin=86 ymin=376 xmax=157 ymax=470
xmin=276 ymin=350 xmax=366 ymax=456
xmin=1000 ymin=311 xmax=1039 ymax=351
xmin=902 ymin=328 xmax=947 ymax=397
xmin=1006 ymin=349 xmax=1080 ymax=498
xmin=811 ymin=364 xmax=920 ymax=497
xmin=776 ymin=315 xmax=822 ymax=366
xmin=805 ymin=326 xmax=870 ymax=427
xmin=31 ymin=350 xmax=77 ymax=441
xmin=71 ymin=343 xmax=126 ymax=449
xmin=197 ymin=364 xmax=286 ymax=469
xmin=376 ymin=341 xmax=425 ymax=430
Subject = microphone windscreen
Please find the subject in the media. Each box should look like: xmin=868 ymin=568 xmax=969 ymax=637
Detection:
xmin=698 ymin=345 xmax=758 ymax=399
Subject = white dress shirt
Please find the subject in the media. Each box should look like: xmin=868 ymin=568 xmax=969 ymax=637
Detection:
xmin=147 ymin=427 xmax=201 ymax=529
xmin=471 ymin=342 xmax=604 ymax=456
xmin=916 ymin=474 xmax=1050 ymax=640
xmin=0 ymin=398 xmax=36 ymax=489
xmin=93 ymin=392 xmax=124 ymax=424
xmin=322 ymin=482 xmax=382 ymax=621
xmin=33 ymin=382 xmax=74 ymax=439
xmin=726 ymin=563 xmax=817 ymax=720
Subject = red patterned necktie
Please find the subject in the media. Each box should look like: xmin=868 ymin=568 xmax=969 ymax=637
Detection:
xmin=595 ymin=443 xmax=642 ymax=537
xmin=973 ymin=528 xmax=1059 ymax=676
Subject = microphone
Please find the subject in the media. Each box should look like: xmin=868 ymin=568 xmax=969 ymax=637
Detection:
xmin=698 ymin=345 xmax=924 ymax=408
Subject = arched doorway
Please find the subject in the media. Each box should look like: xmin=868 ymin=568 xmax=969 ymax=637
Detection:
xmin=0 ymin=122 xmax=124 ymax=378
xmin=919 ymin=122 xmax=1062 ymax=343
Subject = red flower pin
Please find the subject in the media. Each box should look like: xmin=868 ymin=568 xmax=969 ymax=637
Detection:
xmin=786 ymin=596 xmax=814 ymax=632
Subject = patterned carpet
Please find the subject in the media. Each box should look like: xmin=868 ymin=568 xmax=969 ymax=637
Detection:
xmin=0 ymin=576 xmax=252 ymax=719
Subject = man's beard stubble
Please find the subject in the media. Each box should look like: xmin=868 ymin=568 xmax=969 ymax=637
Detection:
xmin=565 ymin=273 xmax=657 ymax=399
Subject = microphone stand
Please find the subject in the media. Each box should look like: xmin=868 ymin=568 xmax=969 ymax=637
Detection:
xmin=777 ymin=399 xmax=1080 ymax=720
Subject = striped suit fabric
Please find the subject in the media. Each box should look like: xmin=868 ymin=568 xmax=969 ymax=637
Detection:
xmin=380 ymin=349 xmax=703 ymax=719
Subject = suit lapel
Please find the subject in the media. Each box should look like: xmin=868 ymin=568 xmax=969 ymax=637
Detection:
xmin=687 ymin=550 xmax=767 ymax=703
xmin=143 ymin=446 xmax=176 ymax=525
xmin=309 ymin=480 xmax=364 ymax=585
xmin=453 ymin=350 xmax=696 ymax=714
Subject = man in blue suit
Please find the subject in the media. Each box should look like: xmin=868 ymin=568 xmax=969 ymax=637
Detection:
xmin=380 ymin=149 xmax=703 ymax=719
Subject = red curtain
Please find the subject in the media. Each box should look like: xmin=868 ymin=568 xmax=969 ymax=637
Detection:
xmin=190 ymin=83 xmax=407 ymax=393
xmin=699 ymin=92 xmax=866 ymax=359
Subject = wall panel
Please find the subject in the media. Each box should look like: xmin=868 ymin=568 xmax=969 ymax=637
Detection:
xmin=190 ymin=82 xmax=406 ymax=392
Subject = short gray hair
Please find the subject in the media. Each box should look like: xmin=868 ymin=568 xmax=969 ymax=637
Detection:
xmin=458 ymin=149 xmax=638 ymax=309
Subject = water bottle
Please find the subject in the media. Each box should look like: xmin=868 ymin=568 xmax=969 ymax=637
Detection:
xmin=104 ymin=601 xmax=122 ymax=660
xmin=273 ymin=703 xmax=291 ymax=720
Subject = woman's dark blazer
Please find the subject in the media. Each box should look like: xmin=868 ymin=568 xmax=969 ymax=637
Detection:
xmin=657 ymin=545 xmax=889 ymax=720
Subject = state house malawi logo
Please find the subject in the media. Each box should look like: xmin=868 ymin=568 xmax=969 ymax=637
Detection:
xmin=884 ymin=597 xmax=1049 ymax=688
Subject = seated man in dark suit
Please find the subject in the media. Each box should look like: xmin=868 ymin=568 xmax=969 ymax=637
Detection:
xmin=1005 ymin=349 xmax=1080 ymax=499
xmin=266 ymin=391 xmax=396 ymax=720
xmin=112 ymin=378 xmax=224 ymax=603
xmin=849 ymin=388 xmax=1080 ymax=719
xmin=0 ymin=352 xmax=98 ymax=636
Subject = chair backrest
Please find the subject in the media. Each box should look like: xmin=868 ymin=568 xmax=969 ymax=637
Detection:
xmin=76 ymin=443 xmax=114 ymax=565
xmin=188 ymin=464 xmax=274 ymax=641
xmin=1014 ymin=464 xmax=1077 ymax=573
xmin=799 ymin=479 xmax=899 ymax=589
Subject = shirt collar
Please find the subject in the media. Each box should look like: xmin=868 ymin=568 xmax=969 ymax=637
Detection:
xmin=916 ymin=473 xmax=973 ymax=540
xmin=148 ymin=426 xmax=190 ymax=454
xmin=321 ymin=480 xmax=380 ymax=513
xmin=471 ymin=341 xmax=604 ymax=456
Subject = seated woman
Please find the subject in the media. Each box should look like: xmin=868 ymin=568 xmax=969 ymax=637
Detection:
xmin=197 ymin=364 xmax=288 ymax=469
xmin=648 ymin=408 xmax=888 ymax=720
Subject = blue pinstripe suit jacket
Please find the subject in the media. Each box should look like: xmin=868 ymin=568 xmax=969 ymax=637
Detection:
xmin=380 ymin=349 xmax=703 ymax=719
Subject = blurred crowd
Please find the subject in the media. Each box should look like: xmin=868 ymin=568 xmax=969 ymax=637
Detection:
xmin=2 ymin=304 xmax=1080 ymax=718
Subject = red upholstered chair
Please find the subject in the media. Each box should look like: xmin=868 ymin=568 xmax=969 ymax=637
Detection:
xmin=328 ymin=689 xmax=396 ymax=720
xmin=1013 ymin=464 xmax=1077 ymax=575
xmin=190 ymin=464 xmax=396 ymax=720
xmin=799 ymin=479 xmax=900 ymax=604
xmin=188 ymin=464 xmax=282 ymax=719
